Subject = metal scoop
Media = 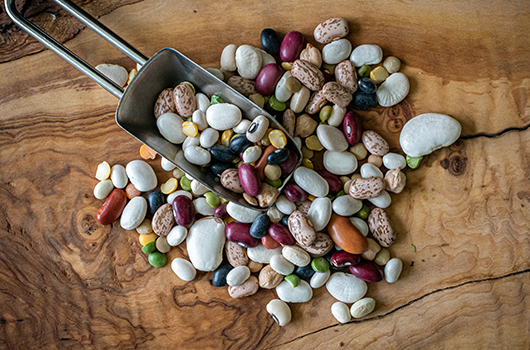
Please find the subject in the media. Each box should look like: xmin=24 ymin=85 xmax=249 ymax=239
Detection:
xmin=5 ymin=0 xmax=301 ymax=209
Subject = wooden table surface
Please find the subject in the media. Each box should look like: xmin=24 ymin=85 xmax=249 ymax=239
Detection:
xmin=1 ymin=0 xmax=529 ymax=349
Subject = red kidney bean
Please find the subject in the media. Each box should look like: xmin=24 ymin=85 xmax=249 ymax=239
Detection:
xmin=268 ymin=223 xmax=296 ymax=245
xmin=96 ymin=188 xmax=127 ymax=225
xmin=256 ymin=63 xmax=283 ymax=96
xmin=283 ymin=183 xmax=307 ymax=202
xmin=238 ymin=163 xmax=262 ymax=197
xmin=343 ymin=111 xmax=363 ymax=145
xmin=349 ymin=260 xmax=384 ymax=282
xmin=214 ymin=203 xmax=228 ymax=219
xmin=280 ymin=150 xmax=299 ymax=178
xmin=256 ymin=145 xmax=276 ymax=181
xmin=280 ymin=31 xmax=306 ymax=62
xmin=226 ymin=222 xmax=260 ymax=248
xmin=262 ymin=234 xmax=281 ymax=249
xmin=172 ymin=195 xmax=195 ymax=227
xmin=330 ymin=251 xmax=361 ymax=268
xmin=316 ymin=170 xmax=342 ymax=193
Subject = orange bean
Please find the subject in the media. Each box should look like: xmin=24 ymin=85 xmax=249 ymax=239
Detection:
xmin=140 ymin=144 xmax=157 ymax=159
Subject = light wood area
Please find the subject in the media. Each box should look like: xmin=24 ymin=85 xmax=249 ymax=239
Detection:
xmin=1 ymin=0 xmax=529 ymax=349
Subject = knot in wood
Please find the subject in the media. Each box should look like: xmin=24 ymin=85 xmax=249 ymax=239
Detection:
xmin=448 ymin=154 xmax=467 ymax=176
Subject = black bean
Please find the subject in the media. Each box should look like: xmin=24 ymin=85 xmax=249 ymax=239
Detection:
xmin=351 ymin=91 xmax=378 ymax=110
xmin=250 ymin=214 xmax=271 ymax=239
xmin=147 ymin=190 xmax=165 ymax=215
xmin=267 ymin=148 xmax=291 ymax=165
xmin=261 ymin=28 xmax=281 ymax=56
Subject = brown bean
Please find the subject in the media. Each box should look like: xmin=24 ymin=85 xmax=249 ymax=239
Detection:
xmin=173 ymin=83 xmax=196 ymax=118
xmin=321 ymin=81 xmax=352 ymax=108
xmin=304 ymin=91 xmax=328 ymax=115
xmin=227 ymin=76 xmax=257 ymax=96
xmin=154 ymin=88 xmax=175 ymax=118
xmin=335 ymin=60 xmax=358 ymax=93
xmin=290 ymin=60 xmax=325 ymax=91
xmin=152 ymin=203 xmax=175 ymax=236
xmin=96 ymin=189 xmax=127 ymax=225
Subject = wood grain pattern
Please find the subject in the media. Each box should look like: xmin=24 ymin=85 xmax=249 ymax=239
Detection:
xmin=1 ymin=0 xmax=530 ymax=349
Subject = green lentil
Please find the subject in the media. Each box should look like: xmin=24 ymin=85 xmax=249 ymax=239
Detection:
xmin=355 ymin=204 xmax=371 ymax=220
xmin=211 ymin=95 xmax=224 ymax=104
xmin=180 ymin=176 xmax=192 ymax=191
xmin=327 ymin=194 xmax=336 ymax=200
xmin=148 ymin=252 xmax=167 ymax=268
xmin=265 ymin=178 xmax=282 ymax=188
xmin=358 ymin=65 xmax=371 ymax=77
xmin=311 ymin=257 xmax=329 ymax=273
xmin=406 ymin=155 xmax=423 ymax=169
xmin=204 ymin=192 xmax=220 ymax=208
xmin=284 ymin=274 xmax=300 ymax=288
xmin=319 ymin=105 xmax=333 ymax=123
xmin=141 ymin=240 xmax=156 ymax=254
xmin=268 ymin=95 xmax=286 ymax=112
xmin=248 ymin=93 xmax=265 ymax=108
xmin=336 ymin=190 xmax=346 ymax=197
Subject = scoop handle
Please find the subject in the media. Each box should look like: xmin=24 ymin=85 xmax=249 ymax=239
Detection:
xmin=4 ymin=0 xmax=148 ymax=99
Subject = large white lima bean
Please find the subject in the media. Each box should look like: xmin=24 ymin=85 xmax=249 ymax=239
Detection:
xmin=266 ymin=299 xmax=292 ymax=326
xmin=206 ymin=103 xmax=242 ymax=130
xmin=376 ymin=73 xmax=410 ymax=107
xmin=307 ymin=197 xmax=332 ymax=231
xmin=120 ymin=196 xmax=147 ymax=230
xmin=157 ymin=112 xmax=186 ymax=144
xmin=350 ymin=44 xmax=383 ymax=67
xmin=323 ymin=150 xmax=358 ymax=175
xmin=186 ymin=217 xmax=226 ymax=271
xmin=171 ymin=258 xmax=197 ymax=282
xmin=293 ymin=167 xmax=329 ymax=198
xmin=326 ymin=272 xmax=367 ymax=303
xmin=275 ymin=280 xmax=313 ymax=303
xmin=126 ymin=160 xmax=157 ymax=191
xmin=400 ymin=113 xmax=462 ymax=157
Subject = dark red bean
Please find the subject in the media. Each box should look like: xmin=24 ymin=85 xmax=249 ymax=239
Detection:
xmin=330 ymin=251 xmax=361 ymax=268
xmin=316 ymin=170 xmax=342 ymax=193
xmin=256 ymin=64 xmax=283 ymax=96
xmin=283 ymin=183 xmax=307 ymax=202
xmin=172 ymin=195 xmax=195 ymax=227
xmin=349 ymin=260 xmax=384 ymax=282
xmin=214 ymin=203 xmax=228 ymax=219
xmin=268 ymin=223 xmax=296 ymax=245
xmin=343 ymin=111 xmax=363 ymax=145
xmin=226 ymin=222 xmax=260 ymax=248
xmin=96 ymin=189 xmax=127 ymax=225
xmin=280 ymin=31 xmax=306 ymax=62
xmin=238 ymin=163 xmax=262 ymax=196
xmin=280 ymin=150 xmax=299 ymax=178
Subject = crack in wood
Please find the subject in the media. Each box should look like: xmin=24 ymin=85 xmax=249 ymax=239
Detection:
xmin=265 ymin=268 xmax=530 ymax=349
xmin=461 ymin=124 xmax=530 ymax=140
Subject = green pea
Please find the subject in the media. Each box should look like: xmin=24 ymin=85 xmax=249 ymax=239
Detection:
xmin=327 ymin=194 xmax=336 ymax=200
xmin=180 ymin=176 xmax=192 ymax=191
xmin=219 ymin=197 xmax=229 ymax=205
xmin=211 ymin=95 xmax=224 ymax=104
xmin=319 ymin=105 xmax=333 ymax=123
xmin=248 ymin=93 xmax=265 ymax=108
xmin=268 ymin=95 xmax=286 ymax=112
xmin=204 ymin=192 xmax=220 ymax=208
xmin=148 ymin=252 xmax=167 ymax=268
xmin=265 ymin=178 xmax=282 ymax=188
xmin=187 ymin=116 xmax=193 ymax=122
xmin=336 ymin=190 xmax=346 ymax=197
xmin=355 ymin=204 xmax=371 ymax=220
xmin=284 ymin=274 xmax=300 ymax=288
xmin=142 ymin=240 xmax=156 ymax=254
xmin=358 ymin=65 xmax=371 ymax=77
xmin=311 ymin=257 xmax=329 ymax=273
xmin=406 ymin=155 xmax=423 ymax=169
xmin=182 ymin=81 xmax=195 ymax=94
xmin=319 ymin=121 xmax=327 ymax=125
xmin=322 ymin=63 xmax=336 ymax=75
